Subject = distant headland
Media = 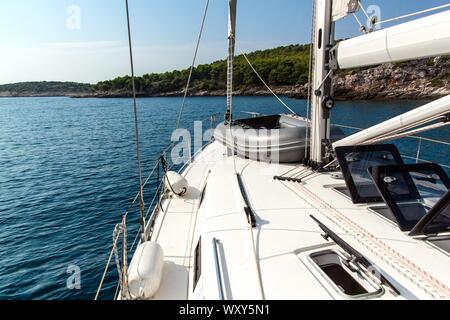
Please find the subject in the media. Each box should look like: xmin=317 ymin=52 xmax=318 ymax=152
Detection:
xmin=1 ymin=44 xmax=449 ymax=100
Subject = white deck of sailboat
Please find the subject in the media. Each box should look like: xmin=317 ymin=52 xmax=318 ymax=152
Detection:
xmin=148 ymin=140 xmax=450 ymax=300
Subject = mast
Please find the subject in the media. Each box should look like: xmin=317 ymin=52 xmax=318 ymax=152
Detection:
xmin=309 ymin=0 xmax=359 ymax=165
xmin=309 ymin=0 xmax=334 ymax=165
xmin=225 ymin=0 xmax=237 ymax=125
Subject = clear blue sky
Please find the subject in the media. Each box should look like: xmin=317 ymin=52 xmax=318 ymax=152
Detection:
xmin=0 ymin=0 xmax=449 ymax=84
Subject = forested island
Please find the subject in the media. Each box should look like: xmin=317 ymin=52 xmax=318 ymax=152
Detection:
xmin=1 ymin=44 xmax=449 ymax=100
xmin=92 ymin=44 xmax=310 ymax=97
xmin=0 ymin=81 xmax=93 ymax=97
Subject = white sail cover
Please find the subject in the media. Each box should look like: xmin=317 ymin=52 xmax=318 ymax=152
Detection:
xmin=337 ymin=10 xmax=450 ymax=69
xmin=228 ymin=0 xmax=237 ymax=39
xmin=332 ymin=0 xmax=359 ymax=21
xmin=226 ymin=0 xmax=237 ymax=119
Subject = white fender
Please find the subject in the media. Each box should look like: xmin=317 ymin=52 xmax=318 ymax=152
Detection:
xmin=128 ymin=241 xmax=164 ymax=299
xmin=165 ymin=171 xmax=188 ymax=196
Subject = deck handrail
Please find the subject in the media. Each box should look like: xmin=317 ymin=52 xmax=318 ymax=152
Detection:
xmin=212 ymin=238 xmax=225 ymax=300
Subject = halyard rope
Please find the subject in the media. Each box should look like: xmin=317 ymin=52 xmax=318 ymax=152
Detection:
xmin=241 ymin=51 xmax=296 ymax=115
xmin=238 ymin=172 xmax=266 ymax=300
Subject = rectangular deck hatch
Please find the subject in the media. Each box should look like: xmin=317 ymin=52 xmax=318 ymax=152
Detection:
xmin=309 ymin=215 xmax=386 ymax=298
xmin=410 ymin=190 xmax=450 ymax=237
xmin=369 ymin=163 xmax=450 ymax=231
xmin=310 ymin=250 xmax=373 ymax=296
xmin=335 ymin=144 xmax=404 ymax=204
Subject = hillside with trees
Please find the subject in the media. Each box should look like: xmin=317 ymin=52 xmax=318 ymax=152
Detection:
xmin=0 ymin=81 xmax=93 ymax=97
xmin=1 ymin=44 xmax=448 ymax=100
xmin=93 ymin=44 xmax=311 ymax=96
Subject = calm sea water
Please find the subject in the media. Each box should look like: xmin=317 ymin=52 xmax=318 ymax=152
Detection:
xmin=0 ymin=96 xmax=448 ymax=300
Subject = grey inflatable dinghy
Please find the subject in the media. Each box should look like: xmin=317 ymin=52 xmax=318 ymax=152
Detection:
xmin=214 ymin=114 xmax=345 ymax=163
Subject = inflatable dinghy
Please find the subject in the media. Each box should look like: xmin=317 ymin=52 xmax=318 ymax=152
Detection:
xmin=214 ymin=114 xmax=345 ymax=163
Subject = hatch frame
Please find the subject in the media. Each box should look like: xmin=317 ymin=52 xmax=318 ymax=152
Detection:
xmin=335 ymin=144 xmax=404 ymax=204
xmin=368 ymin=163 xmax=450 ymax=232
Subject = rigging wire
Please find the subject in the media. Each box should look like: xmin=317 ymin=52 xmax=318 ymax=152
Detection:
xmin=175 ymin=0 xmax=210 ymax=131
xmin=317 ymin=70 xmax=332 ymax=91
xmin=125 ymin=0 xmax=146 ymax=242
xmin=358 ymin=1 xmax=372 ymax=23
xmin=333 ymin=123 xmax=450 ymax=169
xmin=416 ymin=138 xmax=423 ymax=164
xmin=353 ymin=2 xmax=450 ymax=33
xmin=334 ymin=121 xmax=450 ymax=146
xmin=104 ymin=116 xmax=215 ymax=300
xmin=374 ymin=3 xmax=450 ymax=26
xmin=94 ymin=227 xmax=121 ymax=300
xmin=363 ymin=121 xmax=450 ymax=146
xmin=352 ymin=12 xmax=367 ymax=33
xmin=241 ymin=51 xmax=296 ymax=115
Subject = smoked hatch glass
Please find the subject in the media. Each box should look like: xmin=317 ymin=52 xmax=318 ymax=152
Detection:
xmin=369 ymin=163 xmax=450 ymax=231
xmin=410 ymin=190 xmax=450 ymax=236
xmin=335 ymin=144 xmax=404 ymax=204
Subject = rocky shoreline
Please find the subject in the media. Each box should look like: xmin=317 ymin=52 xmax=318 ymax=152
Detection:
xmin=70 ymin=86 xmax=296 ymax=99
xmin=73 ymin=56 xmax=450 ymax=100
xmin=2 ymin=56 xmax=449 ymax=100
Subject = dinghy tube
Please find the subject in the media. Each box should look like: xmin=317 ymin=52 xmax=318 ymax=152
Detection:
xmin=214 ymin=114 xmax=345 ymax=163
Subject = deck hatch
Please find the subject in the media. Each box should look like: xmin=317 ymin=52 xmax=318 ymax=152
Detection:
xmin=410 ymin=190 xmax=450 ymax=237
xmin=335 ymin=144 xmax=404 ymax=204
xmin=310 ymin=250 xmax=380 ymax=297
xmin=309 ymin=215 xmax=398 ymax=298
xmin=369 ymin=163 xmax=450 ymax=231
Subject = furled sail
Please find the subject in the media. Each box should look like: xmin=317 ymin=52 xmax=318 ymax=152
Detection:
xmin=335 ymin=10 xmax=450 ymax=69
xmin=332 ymin=0 xmax=359 ymax=21
xmin=225 ymin=0 xmax=237 ymax=123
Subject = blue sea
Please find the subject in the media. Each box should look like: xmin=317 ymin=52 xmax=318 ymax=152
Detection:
xmin=0 ymin=96 xmax=448 ymax=300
